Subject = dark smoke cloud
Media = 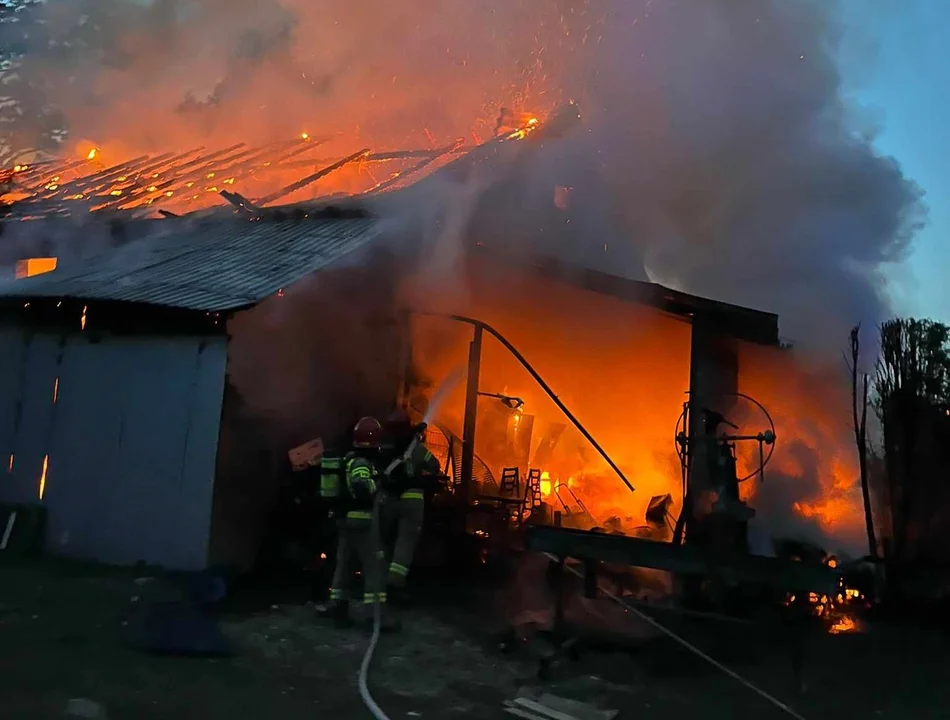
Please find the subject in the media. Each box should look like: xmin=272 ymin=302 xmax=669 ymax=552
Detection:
xmin=491 ymin=0 xmax=926 ymax=349
xmin=6 ymin=2 xmax=925 ymax=348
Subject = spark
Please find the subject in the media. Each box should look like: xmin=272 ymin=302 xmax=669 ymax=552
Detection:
xmin=38 ymin=455 xmax=48 ymax=499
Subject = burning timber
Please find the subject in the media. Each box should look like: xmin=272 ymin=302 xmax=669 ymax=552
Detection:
xmin=0 ymin=111 xmax=543 ymax=220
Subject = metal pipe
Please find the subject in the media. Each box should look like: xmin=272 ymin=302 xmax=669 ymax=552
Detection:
xmin=416 ymin=312 xmax=634 ymax=493
xmin=459 ymin=324 xmax=483 ymax=503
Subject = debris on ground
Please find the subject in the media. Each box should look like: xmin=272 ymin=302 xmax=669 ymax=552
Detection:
xmin=503 ymin=690 xmax=618 ymax=720
xmin=64 ymin=698 xmax=107 ymax=719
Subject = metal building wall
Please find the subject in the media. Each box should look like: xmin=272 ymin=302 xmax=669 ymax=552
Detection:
xmin=0 ymin=325 xmax=227 ymax=569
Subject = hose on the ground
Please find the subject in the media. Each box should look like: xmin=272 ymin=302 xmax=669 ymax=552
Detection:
xmin=357 ymin=491 xmax=391 ymax=720
xmin=358 ymin=433 xmax=422 ymax=720
xmin=549 ymin=553 xmax=810 ymax=720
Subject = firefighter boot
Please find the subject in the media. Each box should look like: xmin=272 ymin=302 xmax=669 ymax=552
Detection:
xmin=316 ymin=599 xmax=353 ymax=628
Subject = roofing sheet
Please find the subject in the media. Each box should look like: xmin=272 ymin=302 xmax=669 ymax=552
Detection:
xmin=0 ymin=215 xmax=381 ymax=312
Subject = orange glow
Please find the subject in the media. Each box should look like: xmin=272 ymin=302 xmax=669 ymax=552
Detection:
xmin=1 ymin=0 xmax=576 ymax=216
xmin=3 ymin=111 xmax=544 ymax=216
xmin=736 ymin=344 xmax=866 ymax=550
xmin=52 ymin=377 xmax=59 ymax=404
xmin=80 ymin=306 xmax=88 ymax=331
xmin=7 ymin=454 xmax=13 ymax=473
xmin=408 ymin=255 xmax=864 ymax=547
xmin=14 ymin=257 xmax=58 ymax=279
xmin=38 ymin=455 xmax=48 ymax=500
xmin=539 ymin=471 xmax=552 ymax=497
xmin=829 ymin=614 xmax=859 ymax=634
xmin=408 ymin=257 xmax=692 ymax=529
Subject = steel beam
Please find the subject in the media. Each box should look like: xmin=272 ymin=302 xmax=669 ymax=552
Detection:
xmin=526 ymin=525 xmax=839 ymax=594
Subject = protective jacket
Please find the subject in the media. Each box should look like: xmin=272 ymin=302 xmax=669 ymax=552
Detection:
xmin=345 ymin=454 xmax=379 ymax=509
xmin=382 ymin=432 xmax=439 ymax=496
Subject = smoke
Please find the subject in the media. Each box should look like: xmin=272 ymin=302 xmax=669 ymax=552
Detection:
xmin=481 ymin=0 xmax=926 ymax=350
xmin=6 ymin=0 xmax=925 ymax=346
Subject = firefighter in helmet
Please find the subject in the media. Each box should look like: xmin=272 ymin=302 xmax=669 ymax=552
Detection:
xmin=381 ymin=408 xmax=440 ymax=605
xmin=318 ymin=416 xmax=392 ymax=627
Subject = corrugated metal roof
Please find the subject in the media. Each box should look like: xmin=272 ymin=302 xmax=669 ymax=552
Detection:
xmin=0 ymin=215 xmax=381 ymax=312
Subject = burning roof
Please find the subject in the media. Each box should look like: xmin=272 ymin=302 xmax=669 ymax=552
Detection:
xmin=0 ymin=104 xmax=776 ymax=342
xmin=0 ymin=112 xmax=543 ymax=220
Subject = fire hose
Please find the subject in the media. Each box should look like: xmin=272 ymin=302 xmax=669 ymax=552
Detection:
xmin=357 ymin=490 xmax=391 ymax=720
xmin=549 ymin=555 xmax=811 ymax=720
xmin=358 ymin=427 xmax=426 ymax=720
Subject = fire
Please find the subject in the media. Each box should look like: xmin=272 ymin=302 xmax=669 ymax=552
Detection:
xmin=80 ymin=306 xmax=87 ymax=331
xmin=409 ymin=256 xmax=865 ymax=545
xmin=540 ymin=471 xmax=552 ymax=497
xmin=410 ymin=263 xmax=691 ymax=528
xmin=787 ymin=556 xmax=866 ymax=635
xmin=1 ymin=111 xmax=545 ymax=217
xmin=736 ymin=344 xmax=867 ymax=548
xmin=829 ymin=614 xmax=858 ymax=634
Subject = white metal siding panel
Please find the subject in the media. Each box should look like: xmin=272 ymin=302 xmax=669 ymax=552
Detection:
xmin=0 ymin=326 xmax=27 ymax=490
xmin=9 ymin=334 xmax=62 ymax=504
xmin=41 ymin=334 xmax=227 ymax=569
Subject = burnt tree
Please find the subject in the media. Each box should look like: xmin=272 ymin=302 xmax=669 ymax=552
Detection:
xmin=873 ymin=318 xmax=950 ymax=593
xmin=847 ymin=324 xmax=877 ymax=558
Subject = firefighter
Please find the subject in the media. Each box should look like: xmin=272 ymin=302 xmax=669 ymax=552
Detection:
xmin=381 ymin=410 xmax=440 ymax=605
xmin=318 ymin=417 xmax=392 ymax=628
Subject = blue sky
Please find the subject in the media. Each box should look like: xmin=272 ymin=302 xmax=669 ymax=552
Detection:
xmin=839 ymin=2 xmax=948 ymax=322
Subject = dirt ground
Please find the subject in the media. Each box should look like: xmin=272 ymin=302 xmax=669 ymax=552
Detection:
xmin=1 ymin=556 xmax=948 ymax=720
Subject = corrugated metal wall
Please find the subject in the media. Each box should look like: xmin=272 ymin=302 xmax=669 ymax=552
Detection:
xmin=0 ymin=325 xmax=227 ymax=570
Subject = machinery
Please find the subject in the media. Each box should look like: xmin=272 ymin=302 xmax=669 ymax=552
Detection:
xmin=672 ymin=395 xmax=776 ymax=553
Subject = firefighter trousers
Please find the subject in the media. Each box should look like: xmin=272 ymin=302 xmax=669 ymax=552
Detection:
xmin=383 ymin=489 xmax=425 ymax=588
xmin=329 ymin=511 xmax=387 ymax=608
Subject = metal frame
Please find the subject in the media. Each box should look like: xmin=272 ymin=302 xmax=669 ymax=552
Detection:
xmin=526 ymin=524 xmax=840 ymax=594
xmin=412 ymin=312 xmax=635 ymax=503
